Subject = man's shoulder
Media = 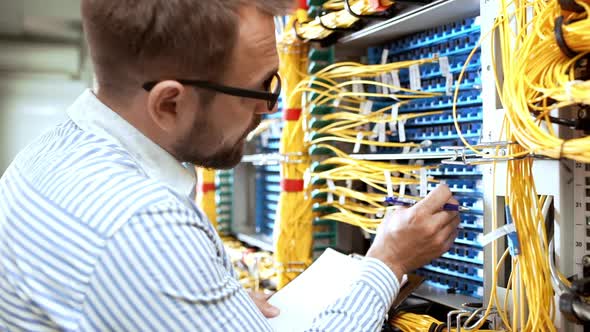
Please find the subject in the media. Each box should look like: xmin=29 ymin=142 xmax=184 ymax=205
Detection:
xmin=11 ymin=120 xmax=196 ymax=236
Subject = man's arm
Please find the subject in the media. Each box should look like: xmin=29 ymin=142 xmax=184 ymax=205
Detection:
xmin=307 ymin=185 xmax=460 ymax=332
xmin=79 ymin=200 xmax=273 ymax=331
xmin=306 ymin=257 xmax=399 ymax=332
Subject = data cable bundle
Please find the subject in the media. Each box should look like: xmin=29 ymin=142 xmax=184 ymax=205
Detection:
xmin=274 ymin=9 xmax=315 ymax=289
xmin=295 ymin=0 xmax=396 ymax=43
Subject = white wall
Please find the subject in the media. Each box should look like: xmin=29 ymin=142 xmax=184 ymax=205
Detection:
xmin=0 ymin=76 xmax=88 ymax=173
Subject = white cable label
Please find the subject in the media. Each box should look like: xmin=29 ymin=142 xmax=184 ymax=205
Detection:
xmin=445 ymin=74 xmax=454 ymax=96
xmin=327 ymin=179 xmax=336 ymax=190
xmin=364 ymin=100 xmax=373 ymax=114
xmin=390 ymin=70 xmax=400 ymax=92
xmin=439 ymin=56 xmax=450 ymax=76
xmin=391 ymin=103 xmax=399 ymax=122
xmin=399 ymin=183 xmax=406 ymax=197
xmin=384 ymin=170 xmax=394 ymax=197
xmin=419 ymin=168 xmax=428 ymax=197
xmin=409 ymin=64 xmax=421 ymax=91
xmin=381 ymin=74 xmax=389 ymax=95
xmin=326 ymin=179 xmax=335 ymax=203
xmin=380 ymin=49 xmax=390 ymax=65
xmin=353 ymin=132 xmax=363 ymax=153
xmin=338 ymin=194 xmax=346 ymax=205
xmin=480 ymin=224 xmax=516 ymax=247
xmin=346 ymin=179 xmax=352 ymax=189
xmin=398 ymin=119 xmax=407 ymax=142
xmin=353 ymin=76 xmax=364 ymax=94
xmin=379 ymin=49 xmax=390 ymax=94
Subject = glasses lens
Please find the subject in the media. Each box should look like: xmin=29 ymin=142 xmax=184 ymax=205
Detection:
xmin=267 ymin=74 xmax=280 ymax=94
xmin=266 ymin=73 xmax=281 ymax=110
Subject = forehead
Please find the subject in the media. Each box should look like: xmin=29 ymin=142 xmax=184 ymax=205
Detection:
xmin=228 ymin=6 xmax=279 ymax=82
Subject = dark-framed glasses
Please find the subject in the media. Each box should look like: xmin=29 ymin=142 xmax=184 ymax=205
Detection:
xmin=142 ymin=72 xmax=281 ymax=111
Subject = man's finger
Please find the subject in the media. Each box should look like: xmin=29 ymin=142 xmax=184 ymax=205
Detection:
xmin=414 ymin=184 xmax=453 ymax=214
xmin=261 ymin=303 xmax=280 ymax=318
xmin=429 ymin=208 xmax=460 ymax=229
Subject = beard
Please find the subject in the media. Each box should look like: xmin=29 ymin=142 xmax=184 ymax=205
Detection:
xmin=177 ymin=113 xmax=262 ymax=169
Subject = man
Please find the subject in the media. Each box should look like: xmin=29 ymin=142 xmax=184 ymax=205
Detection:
xmin=0 ymin=1 xmax=460 ymax=331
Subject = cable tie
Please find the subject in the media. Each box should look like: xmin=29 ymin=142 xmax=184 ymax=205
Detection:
xmin=554 ymin=16 xmax=578 ymax=58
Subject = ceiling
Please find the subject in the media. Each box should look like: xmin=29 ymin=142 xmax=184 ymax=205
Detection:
xmin=0 ymin=0 xmax=86 ymax=78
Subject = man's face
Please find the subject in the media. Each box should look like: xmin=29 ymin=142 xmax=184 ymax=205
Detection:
xmin=174 ymin=6 xmax=279 ymax=169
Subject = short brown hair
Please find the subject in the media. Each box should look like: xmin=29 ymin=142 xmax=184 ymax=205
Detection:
xmin=81 ymin=0 xmax=294 ymax=98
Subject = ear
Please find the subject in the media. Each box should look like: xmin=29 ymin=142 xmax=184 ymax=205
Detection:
xmin=146 ymin=80 xmax=186 ymax=132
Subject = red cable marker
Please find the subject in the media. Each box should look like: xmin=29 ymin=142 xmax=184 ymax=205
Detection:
xmin=281 ymin=179 xmax=304 ymax=192
xmin=198 ymin=183 xmax=216 ymax=193
xmin=284 ymin=108 xmax=302 ymax=121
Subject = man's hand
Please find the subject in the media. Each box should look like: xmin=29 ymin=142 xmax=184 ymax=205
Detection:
xmin=366 ymin=185 xmax=460 ymax=281
xmin=248 ymin=291 xmax=280 ymax=318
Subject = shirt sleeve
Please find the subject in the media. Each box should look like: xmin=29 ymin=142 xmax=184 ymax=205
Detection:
xmin=305 ymin=257 xmax=400 ymax=332
xmin=79 ymin=198 xmax=400 ymax=332
xmin=78 ymin=199 xmax=274 ymax=332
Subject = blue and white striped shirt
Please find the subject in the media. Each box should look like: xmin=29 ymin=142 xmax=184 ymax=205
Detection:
xmin=0 ymin=90 xmax=399 ymax=331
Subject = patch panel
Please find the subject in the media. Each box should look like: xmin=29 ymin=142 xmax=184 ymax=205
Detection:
xmin=403 ymin=122 xmax=482 ymax=141
xmin=400 ymin=90 xmax=482 ymax=112
xmin=443 ymin=244 xmax=484 ymax=265
xmin=426 ymin=258 xmax=483 ymax=282
xmin=254 ymin=109 xmax=282 ymax=236
xmin=456 ymin=228 xmax=483 ymax=247
xmin=368 ymin=92 xmax=482 ymax=114
xmin=406 ymin=107 xmax=482 ymax=126
xmin=416 ymin=70 xmax=481 ymax=93
xmin=386 ymin=17 xmax=481 ymax=55
xmin=427 ymin=164 xmax=482 ymax=176
xmin=416 ymin=270 xmax=484 ymax=298
xmin=456 ymin=196 xmax=484 ymax=212
xmin=428 ymin=179 xmax=483 ymax=195
xmin=398 ymin=54 xmax=481 ymax=81
xmin=460 ymin=214 xmax=484 ymax=230
xmin=389 ymin=33 xmax=480 ymax=62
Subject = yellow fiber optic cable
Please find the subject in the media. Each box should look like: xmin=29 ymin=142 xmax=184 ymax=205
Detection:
xmin=274 ymin=13 xmax=314 ymax=289
xmin=196 ymin=167 xmax=218 ymax=231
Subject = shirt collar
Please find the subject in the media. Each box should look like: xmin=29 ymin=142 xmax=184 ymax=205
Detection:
xmin=66 ymin=89 xmax=196 ymax=197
